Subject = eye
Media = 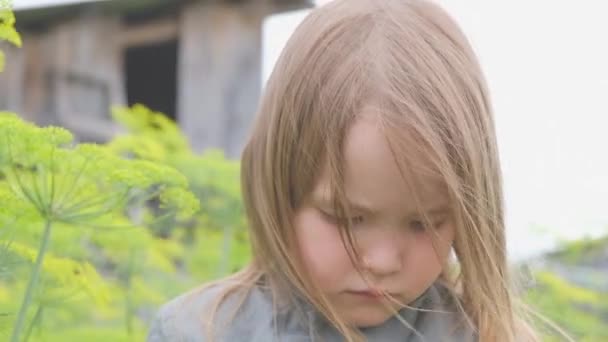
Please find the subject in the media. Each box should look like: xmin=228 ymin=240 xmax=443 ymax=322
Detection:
xmin=409 ymin=220 xmax=427 ymax=232
xmin=409 ymin=219 xmax=446 ymax=233
xmin=350 ymin=216 xmax=364 ymax=225
xmin=319 ymin=210 xmax=364 ymax=226
xmin=318 ymin=210 xmax=340 ymax=224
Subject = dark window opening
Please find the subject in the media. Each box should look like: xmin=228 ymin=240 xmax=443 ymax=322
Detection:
xmin=125 ymin=39 xmax=178 ymax=122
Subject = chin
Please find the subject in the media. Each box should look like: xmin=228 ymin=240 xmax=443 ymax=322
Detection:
xmin=346 ymin=307 xmax=394 ymax=328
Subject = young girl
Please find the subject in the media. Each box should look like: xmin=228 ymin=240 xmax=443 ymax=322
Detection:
xmin=148 ymin=0 xmax=540 ymax=341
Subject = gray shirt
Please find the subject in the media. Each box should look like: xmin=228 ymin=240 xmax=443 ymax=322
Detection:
xmin=147 ymin=282 xmax=476 ymax=341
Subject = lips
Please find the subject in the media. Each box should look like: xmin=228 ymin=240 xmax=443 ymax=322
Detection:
xmin=347 ymin=289 xmax=385 ymax=298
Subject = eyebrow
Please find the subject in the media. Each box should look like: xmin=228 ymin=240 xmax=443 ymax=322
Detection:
xmin=311 ymin=193 xmax=450 ymax=217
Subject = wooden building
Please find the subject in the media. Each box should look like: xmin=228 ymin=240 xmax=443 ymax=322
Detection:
xmin=0 ymin=0 xmax=311 ymax=156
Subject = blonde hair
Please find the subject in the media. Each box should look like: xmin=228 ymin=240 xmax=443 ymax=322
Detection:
xmin=194 ymin=0 xmax=549 ymax=341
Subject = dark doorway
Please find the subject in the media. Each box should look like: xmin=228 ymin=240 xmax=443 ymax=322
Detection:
xmin=125 ymin=39 xmax=178 ymax=121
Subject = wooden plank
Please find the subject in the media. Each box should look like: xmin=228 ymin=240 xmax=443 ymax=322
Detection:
xmin=178 ymin=1 xmax=264 ymax=157
xmin=119 ymin=19 xmax=178 ymax=47
xmin=0 ymin=43 xmax=25 ymax=115
xmin=48 ymin=13 xmax=124 ymax=141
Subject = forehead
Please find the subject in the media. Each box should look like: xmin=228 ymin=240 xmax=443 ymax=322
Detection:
xmin=315 ymin=113 xmax=447 ymax=212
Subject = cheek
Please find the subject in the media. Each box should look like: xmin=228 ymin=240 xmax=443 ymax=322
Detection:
xmin=424 ymin=224 xmax=455 ymax=265
xmin=404 ymin=226 xmax=455 ymax=288
xmin=403 ymin=240 xmax=444 ymax=291
xmin=294 ymin=208 xmax=352 ymax=289
xmin=434 ymin=222 xmax=456 ymax=260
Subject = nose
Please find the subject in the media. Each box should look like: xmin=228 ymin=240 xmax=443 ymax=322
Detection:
xmin=361 ymin=237 xmax=403 ymax=277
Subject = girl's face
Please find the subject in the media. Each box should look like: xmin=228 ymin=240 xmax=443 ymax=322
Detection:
xmin=294 ymin=114 xmax=455 ymax=328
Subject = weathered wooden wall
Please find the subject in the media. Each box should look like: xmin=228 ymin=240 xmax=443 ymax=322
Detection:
xmin=0 ymin=10 xmax=124 ymax=142
xmin=1 ymin=0 xmax=311 ymax=155
xmin=179 ymin=1 xmax=265 ymax=157
xmin=0 ymin=42 xmax=26 ymax=117
xmin=50 ymin=11 xmax=125 ymax=141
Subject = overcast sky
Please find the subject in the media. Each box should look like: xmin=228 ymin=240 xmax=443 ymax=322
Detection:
xmin=10 ymin=0 xmax=608 ymax=260
xmin=11 ymin=0 xmax=99 ymax=10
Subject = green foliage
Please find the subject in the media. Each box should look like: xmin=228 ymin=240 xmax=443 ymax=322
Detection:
xmin=109 ymin=104 xmax=245 ymax=233
xmin=0 ymin=0 xmax=22 ymax=72
xmin=0 ymin=111 xmax=201 ymax=341
xmin=0 ymin=103 xmax=251 ymax=341
xmin=552 ymin=235 xmax=608 ymax=266
xmin=108 ymin=104 xmax=249 ymax=278
xmin=525 ymin=245 xmax=608 ymax=341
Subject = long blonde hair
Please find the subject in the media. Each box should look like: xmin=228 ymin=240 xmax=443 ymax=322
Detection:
xmin=196 ymin=0 xmax=544 ymax=341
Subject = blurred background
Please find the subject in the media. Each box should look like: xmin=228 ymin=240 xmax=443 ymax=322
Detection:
xmin=1 ymin=0 xmax=607 ymax=340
